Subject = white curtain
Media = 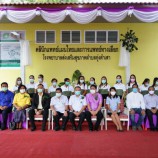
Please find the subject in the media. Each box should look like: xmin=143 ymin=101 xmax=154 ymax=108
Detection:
xmin=119 ymin=44 xmax=129 ymax=67
xmin=0 ymin=8 xmax=158 ymax=23
xmin=20 ymin=40 xmax=31 ymax=66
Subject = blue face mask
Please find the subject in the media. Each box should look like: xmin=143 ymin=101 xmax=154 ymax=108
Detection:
xmin=75 ymin=91 xmax=81 ymax=96
xmin=65 ymin=82 xmax=70 ymax=86
xmin=133 ymin=88 xmax=138 ymax=93
xmin=102 ymin=79 xmax=106 ymax=84
xmin=90 ymin=81 xmax=94 ymax=85
xmin=116 ymin=79 xmax=121 ymax=83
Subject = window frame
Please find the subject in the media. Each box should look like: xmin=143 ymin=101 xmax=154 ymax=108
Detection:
xmin=35 ymin=30 xmax=56 ymax=44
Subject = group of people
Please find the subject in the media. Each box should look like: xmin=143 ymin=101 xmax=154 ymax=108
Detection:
xmin=0 ymin=74 xmax=158 ymax=132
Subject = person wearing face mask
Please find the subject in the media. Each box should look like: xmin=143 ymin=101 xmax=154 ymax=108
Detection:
xmin=35 ymin=74 xmax=48 ymax=93
xmin=0 ymin=82 xmax=14 ymax=130
xmin=144 ymin=86 xmax=158 ymax=131
xmin=12 ymin=77 xmax=22 ymax=94
xmin=13 ymin=85 xmax=30 ymax=129
xmin=126 ymin=74 xmax=139 ymax=94
xmin=75 ymin=76 xmax=88 ymax=96
xmin=98 ymin=76 xmax=110 ymax=106
xmin=61 ymin=78 xmax=74 ymax=99
xmin=139 ymin=78 xmax=150 ymax=96
xmin=126 ymin=84 xmax=145 ymax=131
xmin=26 ymin=75 xmax=36 ymax=98
xmin=87 ymin=77 xmax=98 ymax=93
xmin=152 ymin=78 xmax=158 ymax=95
xmin=48 ymin=78 xmax=59 ymax=98
xmin=114 ymin=75 xmax=126 ymax=99
xmin=106 ymin=87 xmax=123 ymax=131
xmin=69 ymin=86 xmax=87 ymax=131
xmin=50 ymin=88 xmax=69 ymax=131
xmin=29 ymin=84 xmax=50 ymax=131
xmin=86 ymin=85 xmax=103 ymax=131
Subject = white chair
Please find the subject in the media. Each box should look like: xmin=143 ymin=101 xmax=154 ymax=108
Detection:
xmin=51 ymin=109 xmax=105 ymax=130
xmin=26 ymin=108 xmax=52 ymax=130
xmin=104 ymin=108 xmax=129 ymax=130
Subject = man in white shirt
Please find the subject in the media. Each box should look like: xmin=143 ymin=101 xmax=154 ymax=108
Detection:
xmin=126 ymin=84 xmax=145 ymax=131
xmin=50 ymin=88 xmax=69 ymax=131
xmin=61 ymin=78 xmax=74 ymax=99
xmin=35 ymin=74 xmax=48 ymax=93
xmin=69 ymin=86 xmax=87 ymax=131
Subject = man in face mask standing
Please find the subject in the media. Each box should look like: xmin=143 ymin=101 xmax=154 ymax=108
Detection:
xmin=69 ymin=86 xmax=87 ymax=131
xmin=126 ymin=84 xmax=145 ymax=131
xmin=0 ymin=82 xmax=14 ymax=130
xmin=29 ymin=84 xmax=50 ymax=131
xmin=86 ymin=84 xmax=103 ymax=131
xmin=144 ymin=86 xmax=158 ymax=131
xmin=50 ymin=88 xmax=69 ymax=131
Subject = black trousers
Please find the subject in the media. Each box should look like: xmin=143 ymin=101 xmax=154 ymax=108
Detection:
xmin=0 ymin=106 xmax=12 ymax=128
xmin=29 ymin=109 xmax=48 ymax=128
xmin=53 ymin=111 xmax=69 ymax=129
xmin=146 ymin=109 xmax=158 ymax=129
xmin=85 ymin=110 xmax=103 ymax=130
xmin=69 ymin=112 xmax=85 ymax=128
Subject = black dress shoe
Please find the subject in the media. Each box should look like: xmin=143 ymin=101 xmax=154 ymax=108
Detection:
xmin=31 ymin=127 xmax=36 ymax=131
xmin=54 ymin=127 xmax=60 ymax=131
xmin=0 ymin=126 xmax=6 ymax=131
xmin=61 ymin=127 xmax=66 ymax=131
xmin=72 ymin=126 xmax=77 ymax=131
xmin=77 ymin=126 xmax=82 ymax=131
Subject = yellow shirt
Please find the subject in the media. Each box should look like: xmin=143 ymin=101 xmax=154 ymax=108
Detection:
xmin=13 ymin=93 xmax=31 ymax=107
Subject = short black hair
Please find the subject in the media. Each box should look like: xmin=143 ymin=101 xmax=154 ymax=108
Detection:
xmin=29 ymin=75 xmax=34 ymax=78
xmin=1 ymin=82 xmax=8 ymax=87
xmin=56 ymin=88 xmax=62 ymax=92
xmin=148 ymin=86 xmax=155 ymax=91
xmin=51 ymin=78 xmax=58 ymax=82
xmin=75 ymin=86 xmax=81 ymax=90
xmin=38 ymin=84 xmax=44 ymax=87
xmin=38 ymin=74 xmax=44 ymax=78
xmin=132 ymin=84 xmax=138 ymax=88
xmin=90 ymin=84 xmax=97 ymax=89
xmin=18 ymin=85 xmax=27 ymax=92
xmin=64 ymin=78 xmax=70 ymax=82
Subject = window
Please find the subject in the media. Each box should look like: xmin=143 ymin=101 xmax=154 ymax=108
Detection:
xmin=61 ymin=31 xmax=80 ymax=43
xmin=36 ymin=30 xmax=55 ymax=43
xmin=0 ymin=31 xmax=25 ymax=68
xmin=85 ymin=30 xmax=118 ymax=43
xmin=108 ymin=31 xmax=118 ymax=43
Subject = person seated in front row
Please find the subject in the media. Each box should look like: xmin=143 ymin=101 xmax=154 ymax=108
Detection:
xmin=86 ymin=84 xmax=103 ymax=131
xmin=126 ymin=84 xmax=145 ymax=131
xmin=29 ymin=84 xmax=50 ymax=131
xmin=13 ymin=85 xmax=31 ymax=129
xmin=69 ymin=86 xmax=87 ymax=131
xmin=144 ymin=86 xmax=158 ymax=131
xmin=61 ymin=78 xmax=74 ymax=99
xmin=106 ymin=87 xmax=123 ymax=131
xmin=0 ymin=82 xmax=14 ymax=130
xmin=50 ymin=88 xmax=69 ymax=131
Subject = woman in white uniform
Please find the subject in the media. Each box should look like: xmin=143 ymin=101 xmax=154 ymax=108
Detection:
xmin=98 ymin=76 xmax=110 ymax=106
xmin=126 ymin=74 xmax=139 ymax=94
xmin=139 ymin=78 xmax=150 ymax=96
xmin=48 ymin=78 xmax=59 ymax=97
xmin=75 ymin=76 xmax=87 ymax=96
xmin=12 ymin=77 xmax=23 ymax=94
xmin=26 ymin=75 xmax=36 ymax=98
xmin=152 ymin=77 xmax=158 ymax=95
xmin=114 ymin=75 xmax=126 ymax=99
xmin=87 ymin=77 xmax=98 ymax=93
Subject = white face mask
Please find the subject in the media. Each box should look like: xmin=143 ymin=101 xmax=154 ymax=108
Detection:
xmin=52 ymin=82 xmax=57 ymax=86
xmin=80 ymin=80 xmax=84 ymax=83
xmin=149 ymin=90 xmax=154 ymax=95
xmin=111 ymin=92 xmax=116 ymax=96
xmin=90 ymin=89 xmax=96 ymax=94
xmin=20 ymin=89 xmax=25 ymax=94
xmin=56 ymin=93 xmax=62 ymax=97
xmin=38 ymin=78 xmax=42 ymax=82
xmin=90 ymin=81 xmax=94 ymax=85
xmin=17 ymin=80 xmax=21 ymax=85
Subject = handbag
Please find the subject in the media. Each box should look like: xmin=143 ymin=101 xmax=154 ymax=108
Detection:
xmin=9 ymin=121 xmax=16 ymax=130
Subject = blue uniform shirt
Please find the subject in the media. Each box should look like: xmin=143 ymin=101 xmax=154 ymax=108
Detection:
xmin=0 ymin=90 xmax=14 ymax=107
